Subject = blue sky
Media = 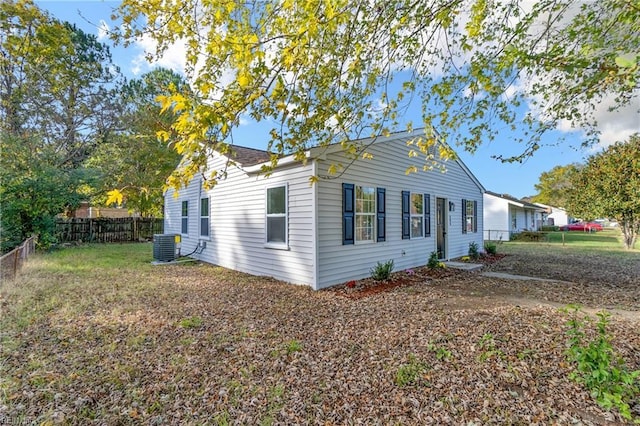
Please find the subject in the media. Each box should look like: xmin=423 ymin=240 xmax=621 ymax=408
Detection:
xmin=36 ymin=0 xmax=637 ymax=199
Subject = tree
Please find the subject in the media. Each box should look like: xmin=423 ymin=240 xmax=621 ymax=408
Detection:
xmin=566 ymin=134 xmax=640 ymax=250
xmin=113 ymin=0 xmax=639 ymax=188
xmin=88 ymin=68 xmax=184 ymax=217
xmin=1 ymin=0 xmax=122 ymax=168
xmin=531 ymin=164 xmax=580 ymax=208
xmin=0 ymin=134 xmax=93 ymax=252
xmin=0 ymin=0 xmax=123 ymax=249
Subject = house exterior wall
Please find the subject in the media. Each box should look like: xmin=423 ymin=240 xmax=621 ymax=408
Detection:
xmin=483 ymin=195 xmax=510 ymax=241
xmin=314 ymin=137 xmax=484 ymax=289
xmin=164 ymin=153 xmax=316 ymax=286
xmin=164 ymin=134 xmax=484 ymax=290
xmin=512 ymin=207 xmax=540 ymax=232
xmin=483 ymin=193 xmax=543 ymax=241
xmin=547 ymin=207 xmax=569 ymax=226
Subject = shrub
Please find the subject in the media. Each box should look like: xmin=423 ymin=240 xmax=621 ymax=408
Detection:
xmin=512 ymin=231 xmax=547 ymax=242
xmin=541 ymin=225 xmax=559 ymax=232
xmin=427 ymin=251 xmax=441 ymax=269
xmin=370 ymin=259 xmax=394 ymax=281
xmin=564 ymin=306 xmax=640 ymax=421
xmin=484 ymin=241 xmax=497 ymax=255
xmin=468 ymin=242 xmax=480 ymax=260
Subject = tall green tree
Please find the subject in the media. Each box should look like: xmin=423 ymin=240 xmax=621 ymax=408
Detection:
xmin=531 ymin=164 xmax=580 ymax=208
xmin=566 ymin=134 xmax=640 ymax=250
xmin=88 ymin=68 xmax=184 ymax=217
xmin=0 ymin=134 xmax=93 ymax=252
xmin=113 ymin=0 xmax=639 ymax=188
xmin=0 ymin=0 xmax=123 ymax=249
xmin=1 ymin=0 xmax=122 ymax=168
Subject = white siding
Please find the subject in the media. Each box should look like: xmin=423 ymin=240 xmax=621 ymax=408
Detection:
xmin=483 ymin=193 xmax=543 ymax=241
xmin=315 ymin=137 xmax=484 ymax=289
xmin=547 ymin=207 xmax=569 ymax=226
xmin=164 ymin=153 xmax=316 ymax=287
xmin=483 ymin=194 xmax=510 ymax=241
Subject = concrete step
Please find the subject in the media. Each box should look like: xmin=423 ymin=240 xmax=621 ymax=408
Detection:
xmin=442 ymin=261 xmax=483 ymax=271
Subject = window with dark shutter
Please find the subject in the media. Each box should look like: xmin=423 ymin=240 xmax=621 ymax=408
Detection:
xmin=343 ymin=183 xmax=354 ymax=245
xmin=402 ymin=191 xmax=410 ymax=239
xmin=376 ymin=187 xmax=386 ymax=242
xmin=462 ymin=199 xmax=467 ymax=234
xmin=462 ymin=199 xmax=476 ymax=233
xmin=473 ymin=200 xmax=478 ymax=233
xmin=424 ymin=193 xmax=431 ymax=237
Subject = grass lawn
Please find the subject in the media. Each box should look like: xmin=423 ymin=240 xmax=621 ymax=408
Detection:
xmin=498 ymin=228 xmax=639 ymax=256
xmin=1 ymin=242 xmax=638 ymax=424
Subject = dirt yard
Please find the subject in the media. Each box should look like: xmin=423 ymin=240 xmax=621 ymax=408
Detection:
xmin=1 ymin=242 xmax=638 ymax=425
xmin=330 ymin=244 xmax=640 ymax=316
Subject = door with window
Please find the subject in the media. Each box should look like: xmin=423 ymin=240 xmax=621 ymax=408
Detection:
xmin=436 ymin=197 xmax=446 ymax=259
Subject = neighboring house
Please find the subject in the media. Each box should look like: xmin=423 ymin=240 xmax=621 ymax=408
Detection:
xmin=533 ymin=203 xmax=569 ymax=227
xmin=483 ymin=191 xmax=546 ymax=241
xmin=164 ymin=129 xmax=485 ymax=290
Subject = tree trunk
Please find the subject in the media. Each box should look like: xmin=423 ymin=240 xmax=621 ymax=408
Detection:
xmin=620 ymin=215 xmax=639 ymax=250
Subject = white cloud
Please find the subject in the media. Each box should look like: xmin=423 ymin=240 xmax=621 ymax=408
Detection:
xmin=590 ymin=98 xmax=640 ymax=148
xmin=97 ymin=20 xmax=110 ymax=42
xmin=130 ymin=34 xmax=187 ymax=76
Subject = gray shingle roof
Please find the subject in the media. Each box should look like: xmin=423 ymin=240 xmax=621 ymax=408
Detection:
xmin=227 ymin=145 xmax=273 ymax=166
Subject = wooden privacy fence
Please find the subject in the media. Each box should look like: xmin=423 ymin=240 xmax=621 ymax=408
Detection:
xmin=55 ymin=217 xmax=163 ymax=243
xmin=1 ymin=235 xmax=37 ymax=282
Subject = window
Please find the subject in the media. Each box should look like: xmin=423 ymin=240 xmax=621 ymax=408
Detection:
xmin=402 ymin=192 xmax=430 ymax=239
xmin=181 ymin=201 xmax=188 ymax=235
xmin=200 ymin=197 xmax=210 ymax=238
xmin=410 ymin=193 xmax=424 ymax=238
xmin=266 ymin=185 xmax=287 ymax=245
xmin=511 ymin=212 xmax=517 ymax=230
xmin=462 ymin=199 xmax=478 ymax=233
xmin=343 ymin=184 xmax=385 ymax=245
xmin=355 ymin=186 xmax=375 ymax=242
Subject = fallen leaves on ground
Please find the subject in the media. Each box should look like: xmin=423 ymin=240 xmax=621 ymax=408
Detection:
xmin=0 ymin=245 xmax=638 ymax=424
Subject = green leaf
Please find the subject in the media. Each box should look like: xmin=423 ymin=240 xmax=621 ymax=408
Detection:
xmin=615 ymin=55 xmax=636 ymax=68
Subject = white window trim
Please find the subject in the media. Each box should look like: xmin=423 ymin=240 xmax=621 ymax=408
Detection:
xmin=410 ymin=192 xmax=425 ymax=239
xmin=199 ymin=196 xmax=211 ymax=240
xmin=465 ymin=200 xmax=476 ymax=233
xmin=265 ymin=183 xmax=289 ymax=250
xmin=355 ymin=185 xmax=376 ymax=244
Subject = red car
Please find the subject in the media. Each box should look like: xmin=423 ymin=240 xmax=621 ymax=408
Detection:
xmin=561 ymin=222 xmax=603 ymax=232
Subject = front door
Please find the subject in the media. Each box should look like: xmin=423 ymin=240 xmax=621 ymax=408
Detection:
xmin=436 ymin=197 xmax=446 ymax=259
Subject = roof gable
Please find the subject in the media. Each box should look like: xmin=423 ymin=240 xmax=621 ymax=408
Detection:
xmin=308 ymin=128 xmax=486 ymax=192
xmin=220 ymin=129 xmax=485 ymax=193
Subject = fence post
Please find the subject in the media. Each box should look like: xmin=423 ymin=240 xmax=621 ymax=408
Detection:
xmin=133 ymin=217 xmax=138 ymax=242
xmin=13 ymin=248 xmax=20 ymax=277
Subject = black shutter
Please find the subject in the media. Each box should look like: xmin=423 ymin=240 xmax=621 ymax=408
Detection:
xmin=402 ymin=191 xmax=410 ymax=239
xmin=424 ymin=193 xmax=431 ymax=237
xmin=462 ymin=199 xmax=467 ymax=234
xmin=343 ymin=183 xmax=354 ymax=245
xmin=473 ymin=200 xmax=478 ymax=233
xmin=376 ymin=187 xmax=386 ymax=242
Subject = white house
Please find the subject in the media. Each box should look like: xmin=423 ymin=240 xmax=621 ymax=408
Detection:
xmin=483 ymin=191 xmax=546 ymax=241
xmin=533 ymin=203 xmax=570 ymax=227
xmin=163 ymin=129 xmax=485 ymax=290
